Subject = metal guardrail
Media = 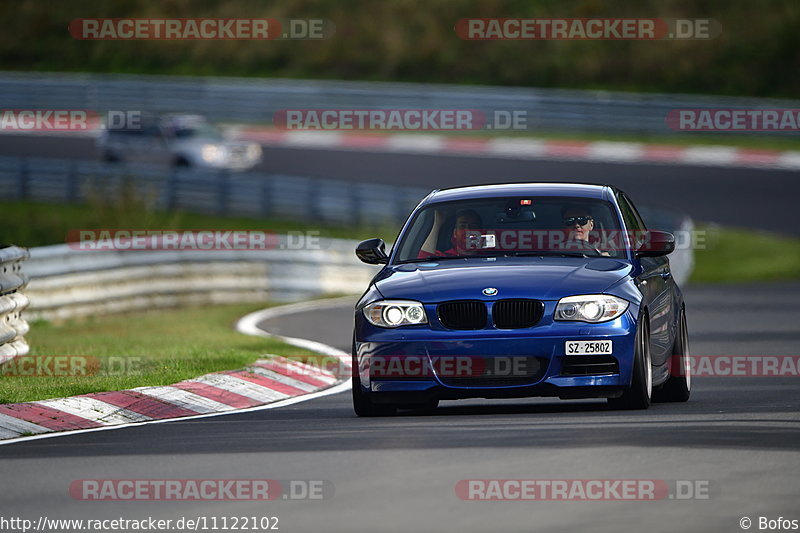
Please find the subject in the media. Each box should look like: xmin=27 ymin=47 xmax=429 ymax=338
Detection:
xmin=0 ymin=156 xmax=429 ymax=227
xmin=24 ymin=239 xmax=379 ymax=321
xmin=0 ymin=246 xmax=30 ymax=362
xmin=1 ymin=71 xmax=798 ymax=135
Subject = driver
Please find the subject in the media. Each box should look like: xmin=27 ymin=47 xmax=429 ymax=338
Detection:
xmin=562 ymin=205 xmax=595 ymax=242
xmin=418 ymin=208 xmax=483 ymax=258
xmin=561 ymin=205 xmax=610 ymax=256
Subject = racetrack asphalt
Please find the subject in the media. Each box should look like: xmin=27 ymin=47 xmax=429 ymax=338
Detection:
xmin=1 ymin=133 xmax=799 ymax=236
xmin=1 ymin=282 xmax=798 ymax=533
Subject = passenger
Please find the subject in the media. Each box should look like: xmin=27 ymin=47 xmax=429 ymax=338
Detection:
xmin=418 ymin=208 xmax=483 ymax=258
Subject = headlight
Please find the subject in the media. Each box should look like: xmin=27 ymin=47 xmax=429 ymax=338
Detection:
xmin=201 ymin=144 xmax=226 ymax=163
xmin=363 ymin=300 xmax=428 ymax=328
xmin=555 ymin=295 xmax=629 ymax=323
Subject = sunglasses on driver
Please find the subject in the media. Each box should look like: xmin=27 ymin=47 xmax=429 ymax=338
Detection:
xmin=562 ymin=216 xmax=592 ymax=226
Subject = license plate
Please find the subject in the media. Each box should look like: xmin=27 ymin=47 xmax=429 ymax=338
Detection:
xmin=565 ymin=340 xmax=613 ymax=355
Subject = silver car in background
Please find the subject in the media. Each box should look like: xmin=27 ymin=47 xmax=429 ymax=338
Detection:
xmin=97 ymin=114 xmax=262 ymax=170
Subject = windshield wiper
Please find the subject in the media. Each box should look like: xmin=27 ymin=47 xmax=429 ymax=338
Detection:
xmin=505 ymin=251 xmax=592 ymax=258
xmin=457 ymin=250 xmax=593 ymax=258
xmin=397 ymin=250 xmax=599 ymax=264
xmin=397 ymin=256 xmax=471 ymax=264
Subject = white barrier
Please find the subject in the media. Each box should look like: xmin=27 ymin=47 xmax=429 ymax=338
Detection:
xmin=0 ymin=246 xmax=30 ymax=361
xmin=24 ymin=238 xmax=379 ymax=321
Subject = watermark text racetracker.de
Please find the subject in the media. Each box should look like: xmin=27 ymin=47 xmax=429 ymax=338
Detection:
xmin=273 ymin=354 xmax=800 ymax=380
xmin=0 ymin=110 xmax=101 ymax=132
xmin=69 ymin=478 xmax=333 ymax=501
xmin=455 ymin=18 xmax=721 ymax=40
xmin=672 ymin=355 xmax=800 ymax=378
xmin=0 ymin=355 xmax=145 ymax=377
xmin=456 ymin=228 xmax=706 ymax=253
xmin=67 ymin=230 xmax=322 ymax=251
xmin=69 ymin=18 xmax=334 ymax=40
xmin=0 ymin=109 xmax=143 ymax=133
xmin=667 ymin=109 xmax=800 ymax=131
xmin=456 ymin=479 xmax=712 ymax=501
xmin=273 ymin=109 xmax=529 ymax=131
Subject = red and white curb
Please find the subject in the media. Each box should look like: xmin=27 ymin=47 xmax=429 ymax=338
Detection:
xmin=0 ymin=298 xmax=352 ymax=445
xmin=231 ymin=126 xmax=800 ymax=171
xmin=4 ymin=125 xmax=794 ymax=170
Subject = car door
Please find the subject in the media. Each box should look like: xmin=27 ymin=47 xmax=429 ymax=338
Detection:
xmin=117 ymin=118 xmax=166 ymax=165
xmin=617 ymin=193 xmax=673 ymax=368
xmin=140 ymin=122 xmax=172 ymax=164
xmin=104 ymin=128 xmax=142 ymax=162
xmin=626 ymin=193 xmax=677 ymax=368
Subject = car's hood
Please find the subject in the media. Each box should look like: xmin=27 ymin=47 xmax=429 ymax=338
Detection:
xmin=375 ymin=257 xmax=633 ymax=302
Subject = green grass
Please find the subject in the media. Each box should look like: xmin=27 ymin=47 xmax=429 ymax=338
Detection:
xmin=690 ymin=226 xmax=800 ymax=283
xmin=0 ymin=303 xmax=319 ymax=404
xmin=426 ymin=129 xmax=800 ymax=152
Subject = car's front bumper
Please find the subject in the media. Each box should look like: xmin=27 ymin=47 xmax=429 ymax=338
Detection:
xmin=199 ymin=158 xmax=261 ymax=171
xmin=354 ymin=305 xmax=639 ymax=402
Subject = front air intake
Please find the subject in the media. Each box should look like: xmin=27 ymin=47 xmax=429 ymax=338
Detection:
xmin=437 ymin=300 xmax=487 ymax=330
xmin=492 ymin=299 xmax=544 ymax=329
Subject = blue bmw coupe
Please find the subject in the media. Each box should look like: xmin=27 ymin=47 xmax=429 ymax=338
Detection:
xmin=352 ymin=183 xmax=690 ymax=416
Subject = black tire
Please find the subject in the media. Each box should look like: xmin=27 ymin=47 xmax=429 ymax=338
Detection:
xmin=608 ymin=317 xmax=652 ymax=410
xmin=653 ymin=308 xmax=691 ymax=403
xmin=173 ymin=157 xmax=191 ymax=168
xmin=351 ymin=352 xmax=396 ymax=417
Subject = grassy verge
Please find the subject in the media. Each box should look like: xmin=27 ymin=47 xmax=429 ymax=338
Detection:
xmin=691 ymin=226 xmax=800 ymax=283
xmin=0 ymin=303 xmax=320 ymax=404
xmin=434 ymin=129 xmax=800 ymax=152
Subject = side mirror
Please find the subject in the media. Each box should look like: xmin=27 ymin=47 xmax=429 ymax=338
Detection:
xmin=356 ymin=238 xmax=388 ymax=264
xmin=636 ymin=230 xmax=675 ymax=257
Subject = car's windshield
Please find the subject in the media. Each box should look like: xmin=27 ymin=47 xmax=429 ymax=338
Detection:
xmin=172 ymin=123 xmax=223 ymax=139
xmin=394 ymin=196 xmax=626 ymax=263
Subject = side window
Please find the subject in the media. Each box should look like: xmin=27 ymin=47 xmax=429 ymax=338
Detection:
xmin=623 ymin=193 xmax=648 ymax=231
xmin=108 ymin=127 xmax=141 ymax=138
xmin=617 ymin=194 xmax=645 ymax=250
xmin=141 ymin=123 xmax=162 ymax=139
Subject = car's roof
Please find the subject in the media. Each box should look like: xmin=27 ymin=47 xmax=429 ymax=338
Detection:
xmin=423 ymin=183 xmax=615 ymax=205
xmin=162 ymin=114 xmax=209 ymax=127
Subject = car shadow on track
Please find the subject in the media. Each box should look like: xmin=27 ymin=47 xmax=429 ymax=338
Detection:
xmin=396 ymin=400 xmax=615 ymax=417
